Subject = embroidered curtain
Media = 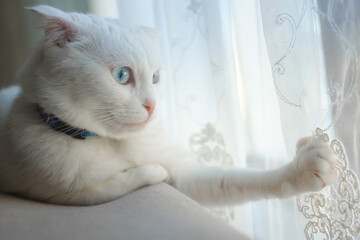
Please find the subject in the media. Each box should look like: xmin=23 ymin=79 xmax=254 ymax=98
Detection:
xmin=89 ymin=0 xmax=360 ymax=239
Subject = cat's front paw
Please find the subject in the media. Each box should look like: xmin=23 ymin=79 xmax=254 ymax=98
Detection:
xmin=137 ymin=164 xmax=169 ymax=185
xmin=286 ymin=137 xmax=337 ymax=194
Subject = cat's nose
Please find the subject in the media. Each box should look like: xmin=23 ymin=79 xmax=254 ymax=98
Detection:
xmin=143 ymin=101 xmax=156 ymax=116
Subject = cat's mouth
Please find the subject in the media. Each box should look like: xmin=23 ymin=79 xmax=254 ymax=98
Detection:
xmin=124 ymin=118 xmax=150 ymax=129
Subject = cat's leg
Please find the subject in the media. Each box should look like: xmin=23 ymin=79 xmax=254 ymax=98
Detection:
xmin=168 ymin=137 xmax=337 ymax=206
xmin=56 ymin=164 xmax=168 ymax=205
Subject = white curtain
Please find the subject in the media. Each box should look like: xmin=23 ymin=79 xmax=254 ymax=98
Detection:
xmin=260 ymin=0 xmax=360 ymax=239
xmin=89 ymin=0 xmax=360 ymax=239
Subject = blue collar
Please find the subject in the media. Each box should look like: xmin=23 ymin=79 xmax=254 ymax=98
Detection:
xmin=36 ymin=104 xmax=96 ymax=140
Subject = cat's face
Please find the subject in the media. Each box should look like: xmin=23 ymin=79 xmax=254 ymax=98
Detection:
xmin=21 ymin=5 xmax=163 ymax=139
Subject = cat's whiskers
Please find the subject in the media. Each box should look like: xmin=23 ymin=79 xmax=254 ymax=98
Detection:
xmin=55 ymin=125 xmax=83 ymax=137
xmin=70 ymin=129 xmax=84 ymax=138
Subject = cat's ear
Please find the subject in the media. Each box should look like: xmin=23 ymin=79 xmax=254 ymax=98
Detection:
xmin=138 ymin=26 xmax=161 ymax=39
xmin=26 ymin=5 xmax=78 ymax=47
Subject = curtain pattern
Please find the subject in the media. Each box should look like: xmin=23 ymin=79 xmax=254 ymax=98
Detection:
xmin=297 ymin=129 xmax=360 ymax=239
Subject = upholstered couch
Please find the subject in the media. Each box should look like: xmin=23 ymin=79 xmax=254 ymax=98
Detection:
xmin=0 ymin=183 xmax=249 ymax=240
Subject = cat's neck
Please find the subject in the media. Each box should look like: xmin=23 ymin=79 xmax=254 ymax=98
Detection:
xmin=35 ymin=104 xmax=96 ymax=140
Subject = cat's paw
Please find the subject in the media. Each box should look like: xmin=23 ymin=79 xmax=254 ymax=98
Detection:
xmin=286 ymin=137 xmax=337 ymax=194
xmin=137 ymin=164 xmax=169 ymax=185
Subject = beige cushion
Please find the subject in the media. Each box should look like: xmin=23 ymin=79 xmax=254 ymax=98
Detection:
xmin=0 ymin=183 xmax=249 ymax=240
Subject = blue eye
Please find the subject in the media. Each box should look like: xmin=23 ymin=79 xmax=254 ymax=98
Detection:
xmin=153 ymin=71 xmax=160 ymax=84
xmin=112 ymin=66 xmax=131 ymax=84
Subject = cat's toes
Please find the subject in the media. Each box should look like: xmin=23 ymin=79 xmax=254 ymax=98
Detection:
xmin=292 ymin=138 xmax=338 ymax=192
xmin=137 ymin=164 xmax=169 ymax=185
xmin=296 ymin=137 xmax=312 ymax=153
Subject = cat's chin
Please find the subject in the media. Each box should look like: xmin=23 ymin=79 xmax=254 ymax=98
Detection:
xmin=124 ymin=118 xmax=149 ymax=129
xmin=125 ymin=112 xmax=159 ymax=131
xmin=101 ymin=118 xmax=153 ymax=139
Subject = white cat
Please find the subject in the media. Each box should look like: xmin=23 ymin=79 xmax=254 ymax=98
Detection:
xmin=0 ymin=5 xmax=337 ymax=206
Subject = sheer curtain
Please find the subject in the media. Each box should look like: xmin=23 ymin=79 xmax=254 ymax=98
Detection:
xmin=260 ymin=0 xmax=360 ymax=239
xmin=89 ymin=0 xmax=359 ymax=239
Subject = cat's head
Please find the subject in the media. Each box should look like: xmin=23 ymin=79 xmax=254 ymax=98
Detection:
xmin=20 ymin=5 xmax=164 ymax=139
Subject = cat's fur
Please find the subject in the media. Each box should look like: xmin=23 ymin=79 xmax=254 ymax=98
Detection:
xmin=0 ymin=5 xmax=337 ymax=206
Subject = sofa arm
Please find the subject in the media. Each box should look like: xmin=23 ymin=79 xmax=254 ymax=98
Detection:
xmin=0 ymin=183 xmax=249 ymax=240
